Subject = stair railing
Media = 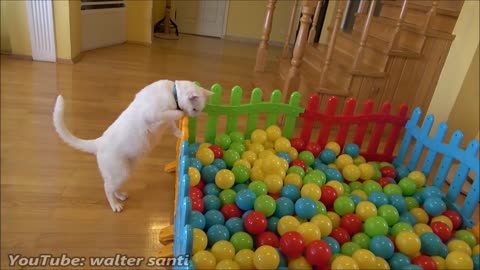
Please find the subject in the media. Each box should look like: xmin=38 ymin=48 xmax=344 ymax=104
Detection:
xmin=307 ymin=1 xmax=323 ymax=45
xmin=352 ymin=0 xmax=377 ymax=70
xmin=358 ymin=0 xmax=369 ymax=14
xmin=254 ymin=0 xmax=277 ymax=72
xmin=423 ymin=1 xmax=438 ymax=34
xmin=282 ymin=0 xmax=299 ymax=58
xmin=387 ymin=0 xmax=408 ymax=52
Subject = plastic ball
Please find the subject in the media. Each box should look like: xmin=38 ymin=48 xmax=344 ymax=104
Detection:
xmin=305 ymin=240 xmax=332 ymax=266
xmin=221 ymin=204 xmax=242 ymax=220
xmin=343 ymin=143 xmax=360 ymax=158
xmin=396 ymin=231 xmax=421 ymax=257
xmin=306 ymin=142 xmax=322 ymax=157
xmin=192 ymin=198 xmax=205 ymax=213
xmin=431 ymin=221 xmax=452 ymax=242
xmin=473 ymin=254 xmax=480 ymax=270
xmin=364 ymin=216 xmax=389 ymax=237
xmin=325 ymin=141 xmax=341 ymax=156
xmin=205 ymin=209 xmax=225 ymax=229
xmin=414 ymin=223 xmax=433 ymax=236
xmin=263 ymin=175 xmax=282 ymax=194
xmin=352 ymin=249 xmax=377 ymax=269
xmin=215 ymin=259 xmax=240 ymax=269
xmin=351 ymin=189 xmax=368 ymax=201
xmin=448 ymin=239 xmax=472 ymax=255
xmin=320 ymin=186 xmax=338 ymax=209
xmin=284 ymin=173 xmax=303 ymax=188
xmin=474 ymin=244 xmax=480 ymax=255
xmin=330 ymin=227 xmax=351 ymax=246
xmin=339 ymin=213 xmax=362 ymax=236
xmin=201 ymin=165 xmax=219 ymax=184
xmin=274 ymin=197 xmax=295 ymax=217
xmin=277 ymin=215 xmax=301 ymax=235
xmin=203 ymin=194 xmax=221 ymax=211
xmin=335 ymin=154 xmax=354 ymax=170
xmin=327 ymin=211 xmax=341 ymax=228
xmin=391 ymin=222 xmax=414 ymax=238
xmin=398 ymin=178 xmax=418 ymax=196
xmin=207 ymin=224 xmax=230 ymax=246
xmin=315 ymin=201 xmax=327 ymax=215
xmin=250 ymin=129 xmax=267 ymax=144
xmin=243 ymin=211 xmax=267 ymax=235
xmin=267 ymin=216 xmax=279 ymax=233
xmin=230 ymin=142 xmax=246 ymax=155
xmin=432 ymin=215 xmax=454 ymax=231
xmin=410 ymin=207 xmax=429 ymax=224
xmin=378 ymin=205 xmax=400 ymax=226
xmin=368 ymin=191 xmax=390 ymax=208
xmin=228 ymin=131 xmax=244 ymax=143
xmin=235 ymin=189 xmax=256 ymax=211
xmin=298 ymin=151 xmax=315 ymax=166
xmin=254 ymin=195 xmax=276 ymax=217
xmin=405 ymin=196 xmax=420 ymax=210
xmin=340 ymin=242 xmax=361 ymax=257
xmin=383 ymin=184 xmax=403 ymax=196
xmin=256 ymin=231 xmax=280 ymax=248
xmin=274 ymin=137 xmax=291 ymax=152
xmin=320 ymin=149 xmax=337 ymax=164
xmin=229 ymin=166 xmax=248 ymax=184
xmin=215 ymin=134 xmax=232 ymax=150
xmin=331 ymin=255 xmax=359 ymax=270
xmin=300 ymin=183 xmax=321 ymax=201
xmin=424 ymin=197 xmax=447 ymax=216
xmin=241 ymin=150 xmax=257 ymax=166
xmin=380 ymin=166 xmax=397 ymax=179
xmin=211 ymin=240 xmax=236 ymax=261
xmin=431 ymin=256 xmax=446 ymax=270
xmin=230 ymin=231 xmax=254 ymax=252
xmin=196 ymin=147 xmax=215 ymax=166
xmin=287 ymin=147 xmax=299 ymax=160
xmin=295 ymin=197 xmax=318 ymax=219
xmin=388 ymin=253 xmax=411 ymax=269
xmin=289 ymin=138 xmax=306 ymax=152
xmin=362 ymin=180 xmax=383 ymax=195
xmin=225 ymin=217 xmax=244 ymax=235
xmin=279 ymin=231 xmax=305 ymax=258
xmin=188 ymin=167 xmax=201 ymax=187
xmin=356 ymin=163 xmax=374 ymax=180
xmin=191 ymin=211 xmax=206 ymax=230
xmin=219 ymin=189 xmax=237 ymax=206
xmin=333 ymin=196 xmax=355 ymax=216
xmin=355 ymin=201 xmax=378 ymax=221
xmin=326 ymin=180 xmax=345 ymax=196
xmin=369 ymin=235 xmax=394 ymax=259
xmin=234 ymin=249 xmax=255 ymax=269
xmin=342 ymin=164 xmax=361 ymax=182
xmin=445 ymin=251 xmax=473 ymax=270
xmin=288 ymin=256 xmax=311 ymax=270
xmin=297 ymin=222 xmax=321 ymax=245
xmin=374 ymin=256 xmax=390 ymax=270
xmin=442 ymin=210 xmax=462 ymax=230
xmin=412 ymin=255 xmax=437 ymax=270
xmin=248 ymin=181 xmax=267 ymax=196
xmin=224 ymin=150 xmax=241 ymax=168
xmin=408 ymin=171 xmax=426 ymax=188
xmin=389 ymin=194 xmax=408 ymax=214
xmin=192 ymin=250 xmax=217 ymax=270
xmin=188 ymin=143 xmax=200 ymax=157
xmin=190 ymin=186 xmax=204 ymax=200
xmin=281 ymin=184 xmax=300 ymax=202
xmin=454 ymin=230 xmax=477 ymax=248
xmin=311 ymin=214 xmax=333 ymax=236
xmin=213 ymin=158 xmax=227 ymax=170
xmin=419 ymin=232 xmax=443 ymax=256
xmin=351 ymin=232 xmax=370 ymax=249
xmin=193 ymin=228 xmax=208 ymax=254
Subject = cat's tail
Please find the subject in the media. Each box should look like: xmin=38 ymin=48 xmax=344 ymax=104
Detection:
xmin=53 ymin=95 xmax=97 ymax=154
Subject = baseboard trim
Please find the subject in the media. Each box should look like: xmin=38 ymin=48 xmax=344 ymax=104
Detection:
xmin=223 ymin=35 xmax=288 ymax=48
xmin=57 ymin=52 xmax=84 ymax=64
xmin=1 ymin=50 xmax=12 ymax=55
xmin=126 ymin=40 xmax=152 ymax=47
xmin=9 ymin=53 xmax=33 ymax=61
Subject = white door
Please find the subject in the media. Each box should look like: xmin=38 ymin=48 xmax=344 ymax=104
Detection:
xmin=26 ymin=0 xmax=56 ymax=62
xmin=174 ymin=1 xmax=227 ymax=38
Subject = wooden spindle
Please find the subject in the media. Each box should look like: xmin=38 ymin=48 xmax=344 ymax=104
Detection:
xmin=352 ymin=0 xmax=377 ymax=70
xmin=307 ymin=1 xmax=322 ymax=45
xmin=388 ymin=0 xmax=408 ymax=51
xmin=282 ymin=0 xmax=317 ymax=99
xmin=282 ymin=0 xmax=299 ymax=58
xmin=358 ymin=0 xmax=368 ymax=14
xmin=254 ymin=0 xmax=278 ymax=72
xmin=423 ymin=0 xmax=438 ymax=34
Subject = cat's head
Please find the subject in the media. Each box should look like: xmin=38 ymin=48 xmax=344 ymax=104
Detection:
xmin=176 ymin=80 xmax=214 ymax=117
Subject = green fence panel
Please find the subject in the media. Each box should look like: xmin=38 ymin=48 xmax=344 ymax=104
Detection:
xmin=226 ymin=86 xmax=243 ymax=134
xmin=283 ymin=92 xmax=302 ymax=138
xmin=203 ymin=84 xmax=222 ymax=143
xmin=266 ymin=90 xmax=282 ymax=127
xmin=245 ymin=88 xmax=263 ymax=139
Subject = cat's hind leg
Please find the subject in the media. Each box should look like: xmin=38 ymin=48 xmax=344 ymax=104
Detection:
xmin=97 ymin=151 xmax=130 ymax=212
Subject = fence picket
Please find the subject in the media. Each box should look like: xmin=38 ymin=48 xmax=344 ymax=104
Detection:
xmin=284 ymin=92 xmax=302 ymax=138
xmin=393 ymin=108 xmax=422 ymax=167
xmin=447 ymin=140 xmax=480 ymax=203
xmin=226 ymin=86 xmax=243 ymax=134
xmin=383 ymin=104 xmax=408 ymax=158
xmin=204 ymin=84 xmax=222 ymax=143
xmin=300 ymin=95 xmax=320 ymax=142
xmin=245 ymin=88 xmax=263 ymax=139
xmin=432 ymin=130 xmax=463 ymax=189
xmin=421 ymin=122 xmax=448 ymax=177
xmin=335 ymin=98 xmax=356 ymax=147
xmin=317 ymin=96 xmax=338 ymax=147
xmin=266 ymin=90 xmax=282 ymax=127
xmin=407 ymin=114 xmax=434 ymax=171
xmin=367 ymin=103 xmax=391 ymax=154
xmin=353 ymin=100 xmax=374 ymax=148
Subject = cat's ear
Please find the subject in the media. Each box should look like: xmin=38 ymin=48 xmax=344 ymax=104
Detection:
xmin=203 ymin=90 xmax=214 ymax=96
xmin=188 ymin=92 xmax=199 ymax=101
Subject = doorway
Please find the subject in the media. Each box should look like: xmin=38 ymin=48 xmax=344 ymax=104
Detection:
xmin=174 ymin=1 xmax=228 ymax=38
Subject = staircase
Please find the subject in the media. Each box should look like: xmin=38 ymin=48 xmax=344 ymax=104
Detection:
xmin=255 ymin=0 xmax=464 ymax=112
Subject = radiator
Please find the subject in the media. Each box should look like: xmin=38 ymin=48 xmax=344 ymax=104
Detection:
xmin=26 ymin=0 xmax=56 ymax=62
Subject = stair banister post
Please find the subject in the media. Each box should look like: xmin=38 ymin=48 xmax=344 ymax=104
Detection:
xmin=423 ymin=1 xmax=438 ymax=34
xmin=352 ymin=0 xmax=377 ymax=70
xmin=254 ymin=0 xmax=278 ymax=72
xmin=307 ymin=0 xmax=323 ymax=45
xmin=282 ymin=0 xmax=317 ymax=100
xmin=388 ymin=0 xmax=408 ymax=51
xmin=358 ymin=0 xmax=368 ymax=14
xmin=282 ymin=0 xmax=299 ymax=58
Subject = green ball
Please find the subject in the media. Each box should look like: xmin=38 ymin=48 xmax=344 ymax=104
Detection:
xmin=379 ymin=162 xmax=393 ymax=168
xmin=398 ymin=177 xmax=417 ymax=196
xmin=229 ymin=131 xmax=245 ymax=143
xmin=383 ymin=184 xmax=403 ymax=196
xmin=333 ymin=196 xmax=355 ymax=216
xmin=306 ymin=167 xmax=313 ymax=174
xmin=219 ymin=189 xmax=237 ymax=205
xmin=454 ymin=230 xmax=477 ymax=248
xmin=215 ymin=133 xmax=232 ymax=150
xmin=223 ymin=149 xmax=240 ymax=168
xmin=230 ymin=232 xmax=254 ymax=252
xmin=248 ymin=181 xmax=268 ymax=197
xmin=254 ymin=195 xmax=276 ymax=217
xmin=315 ymin=201 xmax=327 ymax=215
xmin=309 ymin=170 xmax=327 ymax=180
xmin=303 ymin=174 xmax=325 ymax=186
xmin=298 ymin=151 xmax=315 ymax=166
xmin=352 ymin=232 xmax=371 ymax=249
xmin=364 ymin=216 xmax=389 ymax=237
xmin=232 ymin=165 xmax=250 ymax=184
xmin=391 ymin=222 xmax=413 ymax=238
xmin=229 ymin=142 xmax=246 ymax=154
xmin=368 ymin=162 xmax=380 ymax=170
xmin=378 ymin=204 xmax=400 ymax=226
xmin=372 ymin=168 xmax=382 ymax=181
xmin=362 ymin=180 xmax=383 ymax=195
xmin=287 ymin=166 xmax=305 ymax=178
xmin=341 ymin=242 xmax=361 ymax=256
xmin=342 ymin=183 xmax=351 ymax=194
xmin=349 ymin=181 xmax=363 ymax=191
xmin=405 ymin=197 xmax=419 ymax=210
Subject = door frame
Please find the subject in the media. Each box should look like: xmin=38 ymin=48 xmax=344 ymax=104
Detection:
xmin=221 ymin=0 xmax=230 ymax=38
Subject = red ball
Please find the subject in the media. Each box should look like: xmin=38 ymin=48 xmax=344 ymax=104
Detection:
xmin=195 ymin=180 xmax=205 ymax=191
xmin=330 ymin=227 xmax=351 ymax=246
xmin=220 ymin=204 xmax=242 ymax=220
xmin=386 ymin=235 xmax=398 ymax=252
xmin=290 ymin=138 xmax=306 ymax=152
xmin=320 ymin=186 xmax=338 ymax=209
xmin=412 ymin=255 xmax=437 ymax=270
xmin=380 ymin=166 xmax=397 ymax=179
xmin=192 ymin=198 xmax=205 ymax=213
xmin=378 ymin=177 xmax=394 ymax=188
xmin=290 ymin=159 xmax=307 ymax=171
xmin=305 ymin=240 xmax=332 ymax=266
xmin=189 ymin=187 xmax=204 ymax=200
xmin=279 ymin=231 xmax=305 ymax=258
xmin=316 ymin=265 xmax=331 ymax=270
xmin=255 ymin=231 xmax=280 ymax=248
xmin=243 ymin=211 xmax=267 ymax=235
xmin=431 ymin=221 xmax=452 ymax=242
xmin=340 ymin=214 xmax=363 ymax=236
xmin=442 ymin=210 xmax=462 ymax=230
xmin=208 ymin=145 xmax=223 ymax=159
xmin=306 ymin=142 xmax=322 ymax=157
xmin=269 ymin=193 xmax=281 ymax=200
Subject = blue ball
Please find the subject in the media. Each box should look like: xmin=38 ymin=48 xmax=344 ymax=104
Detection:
xmin=368 ymin=191 xmax=390 ymax=208
xmin=191 ymin=211 xmax=206 ymax=230
xmin=420 ymin=232 xmax=442 ymax=256
xmin=412 ymin=192 xmax=424 ymax=205
xmin=187 ymin=143 xmax=200 ymax=157
xmin=437 ymin=243 xmax=449 ymax=258
xmin=225 ymin=217 xmax=244 ymax=235
xmin=242 ymin=210 xmax=253 ymax=219
xmin=322 ymin=236 xmax=340 ymax=254
xmin=204 ymin=209 xmax=225 ymax=229
xmin=388 ymin=253 xmax=411 ymax=269
xmin=267 ymin=216 xmax=279 ymax=233
xmin=401 ymin=265 xmax=423 ymax=270
xmin=369 ymin=235 xmax=394 ymax=259
xmin=349 ymin=194 xmax=362 ymax=206
xmin=399 ymin=212 xmax=417 ymax=225
xmin=395 ymin=166 xmax=410 ymax=181
xmin=281 ymin=184 xmax=300 ymax=202
xmin=201 ymin=165 xmax=219 ymax=184
xmin=189 ymin=157 xmax=203 ymax=171
xmin=206 ymin=224 xmax=230 ymax=247
xmin=277 ymin=152 xmax=291 ymax=164
xmin=472 ymin=254 xmax=480 ymax=270
xmin=235 ymin=189 xmax=256 ymax=211
xmin=315 ymin=163 xmax=329 ymax=172
xmin=423 ymin=197 xmax=447 ymax=216
xmin=203 ymin=183 xmax=221 ymax=196
xmin=295 ymin=198 xmax=317 ymax=219
xmin=344 ymin=143 xmax=360 ymax=158
xmin=389 ymin=194 xmax=408 ymax=214
xmin=275 ymin=248 xmax=288 ymax=268
xmin=274 ymin=197 xmax=294 ymax=217
xmin=212 ymin=158 xmax=227 ymax=170
xmin=320 ymin=149 xmax=336 ymax=164
xmin=325 ymin=168 xmax=344 ymax=182
xmin=422 ymin=186 xmax=443 ymax=200
xmin=203 ymin=194 xmax=221 ymax=211
xmin=233 ymin=183 xmax=249 ymax=192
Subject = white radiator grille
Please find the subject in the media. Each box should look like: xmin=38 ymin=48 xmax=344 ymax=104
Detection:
xmin=26 ymin=0 xmax=56 ymax=62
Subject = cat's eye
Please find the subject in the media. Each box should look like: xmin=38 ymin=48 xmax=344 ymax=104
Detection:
xmin=193 ymin=108 xmax=197 ymax=112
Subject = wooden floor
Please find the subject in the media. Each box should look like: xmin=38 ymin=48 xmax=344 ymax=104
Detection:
xmin=0 ymin=35 xmax=282 ymax=270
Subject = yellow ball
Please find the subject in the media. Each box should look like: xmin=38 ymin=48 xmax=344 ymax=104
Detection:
xmin=189 ymin=167 xmax=201 ymax=186
xmin=251 ymin=129 xmax=268 ymax=144
xmin=211 ymin=240 xmax=236 ymax=261
xmin=263 ymin=141 xmax=275 ymax=150
xmin=253 ymin=159 xmax=263 ymax=168
xmin=448 ymin=240 xmax=472 ymax=256
xmin=343 ymin=164 xmax=361 ymax=182
xmin=358 ymin=163 xmax=375 ymax=180
xmin=284 ymin=173 xmax=303 ymax=188
xmin=277 ymin=216 xmax=301 ymax=235
xmin=296 ymin=216 xmax=307 ymax=224
xmin=473 ymin=244 xmax=480 ymax=255
xmin=234 ymin=159 xmax=251 ymax=169
xmin=335 ymin=154 xmax=354 ymax=170
xmin=331 ymin=255 xmax=359 ymax=270
xmin=258 ymin=150 xmax=275 ymax=159
xmin=408 ymin=171 xmax=426 ymax=188
xmin=215 ymin=169 xmax=235 ymax=189
xmin=326 ymin=180 xmax=345 ymax=196
xmin=279 ymin=158 xmax=289 ymax=171
xmin=325 ymin=141 xmax=341 ymax=156
xmin=431 ymin=256 xmax=446 ymax=270
xmin=248 ymin=143 xmax=265 ymax=155
xmin=253 ymin=245 xmax=280 ymax=270
xmin=375 ymin=256 xmax=391 ymax=270
xmin=410 ymin=208 xmax=429 ymax=224
xmin=351 ymin=189 xmax=368 ymax=201
xmin=352 ymin=249 xmax=377 ymax=269
xmin=328 ymin=163 xmax=338 ymax=169
xmin=250 ymin=166 xmax=264 ymax=182
xmin=192 ymin=228 xmax=208 ymax=255
xmin=266 ymin=125 xmax=282 ymax=142
xmin=287 ymin=147 xmax=298 ymax=160
xmin=310 ymin=214 xmax=333 ymax=236
xmin=216 ymin=259 xmax=240 ymax=270
xmin=193 ymin=250 xmax=216 ymax=270
xmin=395 ymin=231 xmax=421 ymax=257
xmin=234 ymin=249 xmax=255 ymax=270
xmin=274 ymin=137 xmax=291 ymax=153
xmin=288 ymin=256 xmax=311 ymax=270
xmin=301 ymin=183 xmax=322 ymax=201
xmin=327 ymin=211 xmax=341 ymax=228
xmin=354 ymin=155 xmax=367 ymax=165
xmin=414 ymin=223 xmax=433 ymax=236
xmin=199 ymin=142 xmax=212 ymax=149
xmin=264 ymin=174 xmax=283 ymax=194
xmin=241 ymin=150 xmax=257 ymax=165
xmin=196 ymin=147 xmax=215 ymax=166
xmin=356 ymin=201 xmax=378 ymax=221
xmin=445 ymin=251 xmax=473 ymax=270
xmin=274 ymin=170 xmax=286 ymax=180
xmin=262 ymin=156 xmax=282 ymax=174
xmin=431 ymin=215 xmax=454 ymax=231
xmin=296 ymin=222 xmax=321 ymax=245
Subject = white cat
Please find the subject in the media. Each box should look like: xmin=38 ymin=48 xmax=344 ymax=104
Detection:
xmin=53 ymin=80 xmax=213 ymax=212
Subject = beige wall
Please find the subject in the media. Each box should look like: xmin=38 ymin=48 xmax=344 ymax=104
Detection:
xmin=126 ymin=0 xmax=152 ymax=44
xmin=152 ymin=0 xmax=166 ymax=27
xmin=53 ymin=1 xmax=72 ymax=59
xmin=69 ymin=0 xmax=81 ymax=59
xmin=1 ymin=0 xmax=11 ymax=52
xmin=4 ymin=0 xmax=31 ymax=56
